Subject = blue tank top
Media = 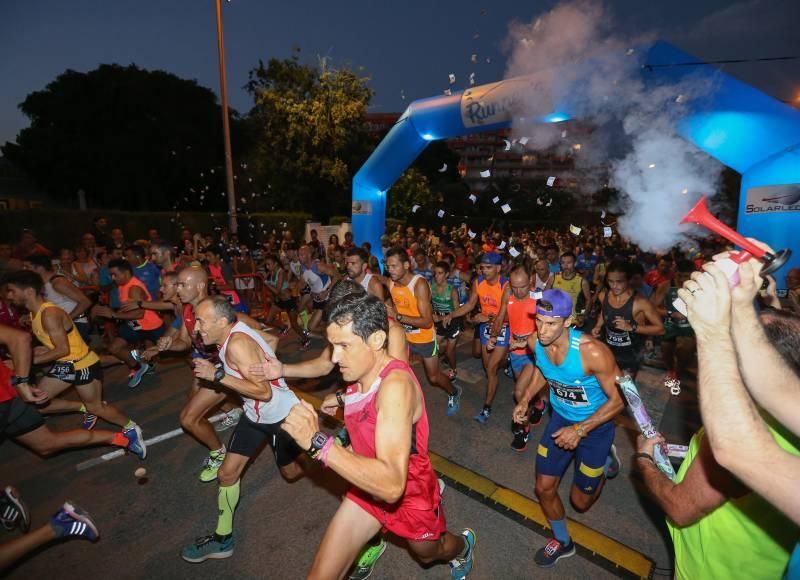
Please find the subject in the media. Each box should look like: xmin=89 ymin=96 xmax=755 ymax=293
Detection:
xmin=534 ymin=328 xmax=608 ymax=421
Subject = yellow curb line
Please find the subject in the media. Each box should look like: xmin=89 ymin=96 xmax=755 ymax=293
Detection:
xmin=295 ymin=389 xmax=654 ymax=579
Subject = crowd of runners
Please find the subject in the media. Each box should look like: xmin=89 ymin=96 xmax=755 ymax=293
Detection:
xmin=1 ymin=217 xmax=799 ymax=578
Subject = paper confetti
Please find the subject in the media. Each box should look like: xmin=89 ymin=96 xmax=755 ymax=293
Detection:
xmin=498 ymin=240 xmax=507 ymax=250
xmin=449 ymin=74 xmax=456 ymax=84
xmin=546 ymin=198 xmax=553 ymax=207
xmin=486 ymin=57 xmax=491 ymax=64
xmin=648 ymin=163 xmax=656 ymax=169
xmin=503 ymin=140 xmax=511 ymax=151
xmin=546 ymin=176 xmax=556 ymax=187
xmin=501 ymin=203 xmax=511 ymax=214
xmin=509 ymin=247 xmax=521 ymax=258
xmin=603 ymin=226 xmax=613 ymax=238
xmin=437 ymin=209 xmax=445 ymax=218
xmin=412 ymin=205 xmax=421 ymax=213
xmin=518 ymin=136 xmax=529 ymax=146
xmin=601 ymin=209 xmax=606 ymax=219
xmin=569 ymin=225 xmax=581 ymax=235
xmin=471 ymin=54 xmax=478 ymax=63
xmin=438 ymin=163 xmax=448 ymax=172
xmin=536 ymin=197 xmax=543 ymax=206
xmin=469 ymin=73 xmax=476 ymax=86
xmin=492 ymin=196 xmax=500 ymax=204
xmin=481 ymin=169 xmax=492 ymax=178
xmin=468 ymin=229 xmax=477 ymax=239
xmin=469 ymin=194 xmax=477 ymax=203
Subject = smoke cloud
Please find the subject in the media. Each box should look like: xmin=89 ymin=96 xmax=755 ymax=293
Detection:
xmin=504 ymin=0 xmax=722 ymax=252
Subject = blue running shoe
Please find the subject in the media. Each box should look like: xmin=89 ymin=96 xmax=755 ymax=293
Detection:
xmin=446 ymin=384 xmax=463 ymax=417
xmin=124 ymin=425 xmax=147 ymax=459
xmin=473 ymin=406 xmax=491 ymax=425
xmin=49 ymin=501 xmax=99 ymax=541
xmin=181 ymin=534 xmax=234 ymax=563
xmin=81 ymin=413 xmax=98 ymax=431
xmin=534 ymin=538 xmax=575 ymax=567
xmin=1 ymin=486 xmax=30 ymax=532
xmin=127 ymin=363 xmax=150 ymax=388
xmin=450 ymin=528 xmax=476 ymax=579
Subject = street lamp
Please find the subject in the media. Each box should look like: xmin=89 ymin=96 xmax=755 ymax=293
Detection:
xmin=214 ymin=0 xmax=237 ymax=234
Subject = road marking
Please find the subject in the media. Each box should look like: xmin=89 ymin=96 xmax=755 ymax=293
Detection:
xmin=75 ymin=412 xmax=227 ymax=471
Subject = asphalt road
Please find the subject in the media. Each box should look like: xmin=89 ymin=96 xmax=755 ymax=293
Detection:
xmin=1 ymin=331 xmax=691 ymax=579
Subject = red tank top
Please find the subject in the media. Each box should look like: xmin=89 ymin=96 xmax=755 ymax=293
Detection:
xmin=507 ymin=292 xmax=537 ymax=354
xmin=343 ymin=359 xmax=440 ymax=511
xmin=0 ymin=362 xmax=17 ymax=403
xmin=183 ymin=302 xmax=196 ymax=335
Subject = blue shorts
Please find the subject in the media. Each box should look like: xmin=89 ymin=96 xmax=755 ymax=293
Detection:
xmin=509 ymin=350 xmax=534 ymax=377
xmin=536 ymin=410 xmax=615 ymax=495
xmin=479 ymin=322 xmax=510 ymax=347
xmin=117 ymin=322 xmax=165 ymax=344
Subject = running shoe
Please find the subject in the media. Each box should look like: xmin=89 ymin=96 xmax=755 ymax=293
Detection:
xmin=446 ymin=384 xmax=463 ymax=417
xmin=199 ymin=450 xmax=226 ymax=483
xmin=511 ymin=426 xmax=530 ymax=452
xmin=145 ymin=362 xmax=156 ymax=375
xmin=606 ymin=444 xmax=621 ymax=480
xmin=80 ymin=413 xmax=98 ymax=431
xmin=348 ymin=537 xmax=386 ymax=580
xmin=49 ymin=501 xmax=99 ymax=541
xmin=181 ymin=534 xmax=234 ymax=563
xmin=124 ymin=424 xmax=147 ymax=459
xmin=473 ymin=406 xmax=491 ymax=425
xmin=449 ymin=528 xmax=476 ymax=579
xmin=438 ymin=478 xmax=446 ymax=496
xmin=299 ymin=331 xmax=312 ymax=351
xmin=446 ymin=368 xmax=458 ymax=380
xmin=127 ymin=363 xmax=150 ymax=388
xmin=214 ymin=408 xmax=243 ymax=432
xmin=1 ymin=486 xmax=30 ymax=532
xmin=278 ymin=326 xmax=290 ymax=337
xmin=534 ymin=538 xmax=575 ymax=568
xmin=529 ymin=400 xmax=547 ymax=426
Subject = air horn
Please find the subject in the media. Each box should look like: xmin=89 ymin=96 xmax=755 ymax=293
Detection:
xmin=673 ymin=196 xmax=792 ymax=317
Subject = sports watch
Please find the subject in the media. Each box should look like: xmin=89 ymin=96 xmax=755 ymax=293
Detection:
xmin=11 ymin=375 xmax=31 ymax=386
xmin=307 ymin=431 xmax=330 ymax=459
xmin=213 ymin=365 xmax=226 ymax=383
xmin=573 ymin=423 xmax=587 ymax=438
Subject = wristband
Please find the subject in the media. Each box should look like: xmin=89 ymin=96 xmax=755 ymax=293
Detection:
xmin=317 ymin=436 xmax=336 ymax=467
xmin=213 ymin=365 xmax=226 ymax=383
xmin=335 ymin=390 xmax=345 ymax=407
xmin=11 ymin=375 xmax=31 ymax=386
xmin=633 ymin=452 xmax=655 ymax=465
xmin=572 ymin=423 xmax=587 ymax=438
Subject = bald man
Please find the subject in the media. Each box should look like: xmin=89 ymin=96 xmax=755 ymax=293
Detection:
xmin=153 ymin=266 xmax=277 ymax=482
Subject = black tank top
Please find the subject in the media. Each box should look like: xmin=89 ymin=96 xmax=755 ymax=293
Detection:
xmin=602 ymin=291 xmax=639 ymax=350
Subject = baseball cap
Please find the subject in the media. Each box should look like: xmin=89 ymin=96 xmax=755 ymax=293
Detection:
xmin=536 ymin=289 xmax=573 ymax=318
xmin=480 ymin=252 xmax=502 ymax=265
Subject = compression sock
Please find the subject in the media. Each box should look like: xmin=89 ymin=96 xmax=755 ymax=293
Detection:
xmin=123 ymin=420 xmax=136 ymax=431
xmin=548 ymin=519 xmax=571 ymax=545
xmin=79 ymin=403 xmax=87 ymax=413
xmin=216 ymin=480 xmax=241 ymax=536
xmin=603 ymin=454 xmax=614 ymax=477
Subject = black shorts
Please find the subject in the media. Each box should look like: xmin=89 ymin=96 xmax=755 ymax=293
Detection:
xmin=227 ymin=416 xmax=302 ymax=467
xmin=46 ymin=361 xmax=103 ymax=386
xmin=609 ymin=345 xmax=643 ymax=374
xmin=435 ymin=317 xmax=463 ymax=341
xmin=0 ymin=397 xmax=45 ymax=438
xmin=117 ymin=323 xmax=165 ymax=344
xmin=312 ymin=299 xmax=328 ymax=311
xmin=276 ymin=297 xmax=297 ymax=311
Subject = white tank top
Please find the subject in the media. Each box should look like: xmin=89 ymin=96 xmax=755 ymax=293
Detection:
xmin=44 ymin=275 xmax=86 ymax=321
xmin=534 ymin=273 xmax=551 ymax=292
xmin=218 ymin=321 xmax=299 ymax=424
xmin=359 ymin=272 xmax=373 ymax=291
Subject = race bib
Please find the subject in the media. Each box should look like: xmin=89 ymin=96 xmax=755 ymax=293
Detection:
xmin=549 ymin=380 xmax=589 ymax=407
xmin=606 ymin=328 xmax=632 ymax=348
xmin=127 ymin=319 xmax=143 ymax=331
xmin=403 ymin=324 xmax=420 ymax=335
xmin=483 ymin=323 xmax=507 ymax=339
xmin=48 ymin=361 xmax=76 ymax=382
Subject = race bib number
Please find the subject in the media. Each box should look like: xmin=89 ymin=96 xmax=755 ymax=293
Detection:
xmin=127 ymin=319 xmax=143 ymax=332
xmin=483 ymin=323 xmax=507 ymax=339
xmin=403 ymin=324 xmax=420 ymax=335
xmin=606 ymin=328 xmax=632 ymax=348
xmin=48 ymin=361 xmax=76 ymax=382
xmin=549 ymin=380 xmax=589 ymax=407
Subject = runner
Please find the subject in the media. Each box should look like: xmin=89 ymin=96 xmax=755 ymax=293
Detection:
xmin=5 ymin=270 xmax=142 ymax=435
xmin=150 ymin=242 xmax=180 ymax=275
xmin=262 ymin=253 xmax=302 ymax=337
xmin=384 ymin=247 xmax=462 ymax=416
xmin=651 ymin=259 xmax=696 ymax=390
xmin=125 ymin=244 xmax=161 ymax=301
xmin=591 ymin=261 xmax=664 ymax=379
xmin=532 ymin=258 xmax=554 ymax=292
xmin=180 ymin=296 xmax=302 ymax=563
xmin=204 ymin=245 xmax=246 ymax=313
xmin=431 ymin=261 xmax=462 ymax=382
xmin=493 ymin=263 xmax=544 ymax=451
xmin=345 ymin=247 xmax=384 ymax=301
xmin=448 ymin=252 xmax=509 ymax=424
xmin=552 ymin=252 xmax=591 ymax=326
xmin=90 ymin=258 xmax=165 ymax=388
xmin=296 ymin=243 xmax=338 ymax=342
xmin=281 ymin=293 xmax=476 ymax=579
xmin=513 ymin=289 xmax=624 ymax=567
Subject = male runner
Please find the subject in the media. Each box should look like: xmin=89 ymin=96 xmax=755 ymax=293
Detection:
xmin=591 ymin=261 xmax=664 ymax=378
xmin=125 ymin=244 xmax=161 ymax=301
xmin=150 ymin=242 xmax=180 ymax=275
xmin=449 ymin=252 xmax=508 ymax=424
xmin=432 ymin=261 xmax=462 ymax=381
xmin=552 ymin=252 xmax=591 ymax=325
xmin=345 ymin=247 xmax=384 ymax=301
xmin=91 ymin=258 xmax=164 ymax=387
xmin=180 ymin=296 xmax=302 ymax=562
xmin=0 ymin=302 xmax=144 ymax=459
xmin=5 ymin=271 xmax=142 ymax=436
xmin=651 ymin=259 xmax=696 ymax=389
xmin=514 ymin=289 xmax=623 ymax=567
xmin=492 ymin=263 xmax=544 ymax=451
xmin=281 ymin=293 xmax=475 ymax=579
xmin=23 ymin=255 xmax=92 ymax=343
xmin=533 ymin=259 xmax=554 ymax=292
xmin=296 ymin=243 xmax=338 ymax=342
xmin=262 ymin=253 xmax=301 ymax=337
xmin=384 ymin=248 xmax=462 ymax=416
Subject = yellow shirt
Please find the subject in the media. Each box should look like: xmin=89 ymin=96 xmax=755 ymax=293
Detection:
xmin=552 ymin=273 xmax=583 ymax=314
xmin=31 ymin=302 xmax=99 ymax=370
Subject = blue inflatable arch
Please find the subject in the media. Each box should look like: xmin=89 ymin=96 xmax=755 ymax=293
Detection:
xmin=352 ymin=41 xmax=800 ymax=287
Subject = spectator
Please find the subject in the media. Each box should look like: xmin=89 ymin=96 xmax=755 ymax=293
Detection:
xmin=12 ymin=230 xmax=50 ymax=261
xmin=90 ymin=216 xmax=111 ymax=249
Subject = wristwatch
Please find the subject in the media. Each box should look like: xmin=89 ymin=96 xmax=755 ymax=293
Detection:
xmin=213 ymin=365 xmax=226 ymax=383
xmin=335 ymin=390 xmax=345 ymax=407
xmin=633 ymin=452 xmax=655 ymax=465
xmin=573 ymin=423 xmax=587 ymax=438
xmin=307 ymin=431 xmax=330 ymax=459
xmin=11 ymin=375 xmax=31 ymax=386
xmin=630 ymin=320 xmax=639 ymax=332
xmin=396 ymin=313 xmax=403 ymax=323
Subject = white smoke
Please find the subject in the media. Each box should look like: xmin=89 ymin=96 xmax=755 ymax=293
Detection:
xmin=504 ymin=0 xmax=723 ymax=252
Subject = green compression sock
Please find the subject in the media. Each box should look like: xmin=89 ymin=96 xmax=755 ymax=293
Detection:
xmin=216 ymin=480 xmax=241 ymax=536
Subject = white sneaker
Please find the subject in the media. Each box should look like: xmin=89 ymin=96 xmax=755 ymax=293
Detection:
xmin=215 ymin=408 xmax=243 ymax=432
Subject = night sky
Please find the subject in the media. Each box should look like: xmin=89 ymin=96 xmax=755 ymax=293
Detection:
xmin=1 ymin=0 xmax=798 ymax=145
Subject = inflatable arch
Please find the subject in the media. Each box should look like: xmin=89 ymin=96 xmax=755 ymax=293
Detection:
xmin=352 ymin=41 xmax=800 ymax=289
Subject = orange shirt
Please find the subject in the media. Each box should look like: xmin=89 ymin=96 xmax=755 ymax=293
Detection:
xmin=119 ymin=277 xmax=162 ymax=331
xmin=477 ymin=276 xmax=507 ymax=318
xmin=507 ymin=291 xmax=537 ymax=354
xmin=390 ymin=275 xmax=435 ymax=344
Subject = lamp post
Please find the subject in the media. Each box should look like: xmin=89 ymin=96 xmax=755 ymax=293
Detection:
xmin=214 ymin=0 xmax=237 ymax=234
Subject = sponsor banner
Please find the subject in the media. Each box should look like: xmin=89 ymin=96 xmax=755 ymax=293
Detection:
xmin=460 ymin=77 xmax=540 ymax=129
xmin=351 ymin=200 xmax=372 ymax=216
xmin=745 ymin=184 xmax=800 ymax=214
